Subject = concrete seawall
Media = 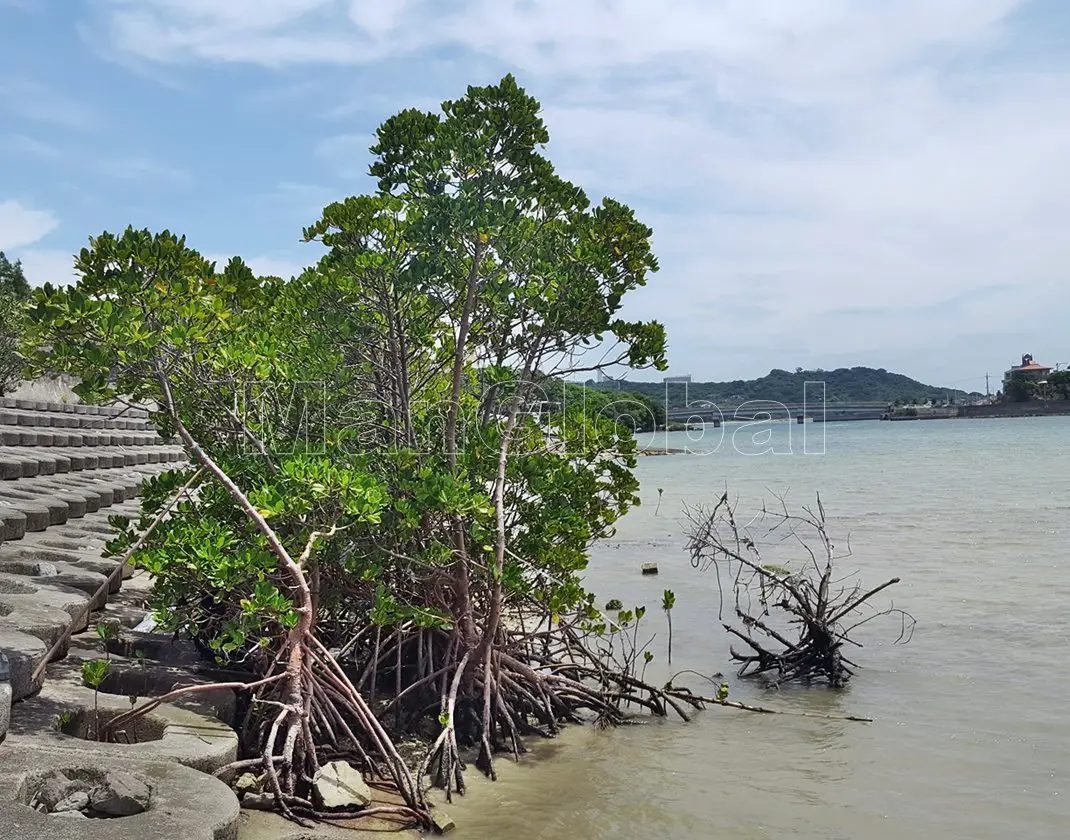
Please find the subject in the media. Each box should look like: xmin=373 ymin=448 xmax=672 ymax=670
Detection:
xmin=958 ymin=400 xmax=1070 ymax=419
xmin=888 ymin=400 xmax=1070 ymax=421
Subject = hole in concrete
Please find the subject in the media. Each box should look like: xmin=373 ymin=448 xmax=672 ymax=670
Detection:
xmin=20 ymin=767 xmax=153 ymax=819
xmin=94 ymin=663 xmax=238 ymax=726
xmin=0 ymin=578 xmax=36 ymax=595
xmin=98 ymin=667 xmax=182 ymax=699
xmin=58 ymin=707 xmax=166 ymax=745
xmin=105 ymin=633 xmax=200 ymax=665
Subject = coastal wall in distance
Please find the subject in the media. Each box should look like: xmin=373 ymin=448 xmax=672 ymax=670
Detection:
xmin=959 ymin=400 xmax=1070 ymax=419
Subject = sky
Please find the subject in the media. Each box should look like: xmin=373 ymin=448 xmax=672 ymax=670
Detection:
xmin=2 ymin=1 xmax=1069 ymax=389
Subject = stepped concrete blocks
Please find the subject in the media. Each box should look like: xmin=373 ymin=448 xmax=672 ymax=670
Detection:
xmin=0 ymin=574 xmax=90 ymax=653
xmin=0 ymin=458 xmax=22 ymax=480
xmin=0 ymin=504 xmax=29 ymax=541
xmin=35 ymin=481 xmax=102 ymax=514
xmin=2 ymin=451 xmax=41 ymax=477
xmin=0 ymin=498 xmax=51 ymax=532
xmin=0 ymin=627 xmax=47 ymax=700
xmin=0 ymin=560 xmax=108 ymax=603
xmin=0 ymin=490 xmax=69 ymax=527
xmin=5 ymin=546 xmax=117 ymax=582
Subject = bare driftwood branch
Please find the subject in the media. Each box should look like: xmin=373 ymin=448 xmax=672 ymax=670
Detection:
xmin=686 ymin=490 xmax=915 ymax=687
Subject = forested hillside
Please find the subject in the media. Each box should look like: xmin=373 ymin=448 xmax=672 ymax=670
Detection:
xmin=588 ymin=366 xmax=980 ymax=408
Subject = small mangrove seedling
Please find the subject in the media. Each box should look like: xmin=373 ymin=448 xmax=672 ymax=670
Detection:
xmin=81 ymin=658 xmax=111 ymax=741
xmin=662 ymin=589 xmax=676 ymax=665
xmin=655 ymin=487 xmax=664 ymax=516
xmin=95 ymin=621 xmax=119 ymax=660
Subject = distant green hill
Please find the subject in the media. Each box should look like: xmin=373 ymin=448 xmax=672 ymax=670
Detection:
xmin=586 ymin=367 xmax=981 ymax=409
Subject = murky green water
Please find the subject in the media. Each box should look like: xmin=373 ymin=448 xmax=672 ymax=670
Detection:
xmin=445 ymin=417 xmax=1070 ymax=839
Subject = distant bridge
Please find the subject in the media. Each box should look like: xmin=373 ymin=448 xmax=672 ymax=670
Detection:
xmin=666 ymin=402 xmax=888 ymax=425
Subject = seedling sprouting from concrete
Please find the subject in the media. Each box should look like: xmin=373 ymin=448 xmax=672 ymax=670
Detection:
xmin=96 ymin=622 xmax=119 ymax=660
xmin=81 ymin=658 xmax=111 ymax=741
xmin=655 ymin=488 xmax=664 ymax=516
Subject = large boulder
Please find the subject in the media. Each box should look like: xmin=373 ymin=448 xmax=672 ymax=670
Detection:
xmin=312 ymin=760 xmax=372 ymax=810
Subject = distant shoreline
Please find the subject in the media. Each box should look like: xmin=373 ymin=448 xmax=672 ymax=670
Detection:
xmin=638 ymin=446 xmax=688 ymax=456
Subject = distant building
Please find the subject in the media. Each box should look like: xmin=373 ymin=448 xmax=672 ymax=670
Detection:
xmin=663 ymin=375 xmax=692 ymax=384
xmin=1003 ymin=353 xmax=1052 ymax=391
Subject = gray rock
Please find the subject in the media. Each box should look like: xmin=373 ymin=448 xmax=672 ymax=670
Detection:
xmin=50 ymin=809 xmax=88 ymax=819
xmin=32 ymin=773 xmax=80 ymax=810
xmin=234 ymin=773 xmax=261 ymax=795
xmin=312 ymin=760 xmax=372 ymax=809
xmin=88 ymin=771 xmax=151 ymax=816
xmin=432 ymin=811 xmax=457 ymax=834
xmin=240 ymin=793 xmax=277 ymax=810
xmin=53 ymin=791 xmax=90 ymax=812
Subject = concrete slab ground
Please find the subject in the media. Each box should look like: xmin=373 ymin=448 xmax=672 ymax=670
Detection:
xmin=3 ymin=676 xmax=238 ymax=774
xmin=0 ymin=753 xmax=240 ymax=840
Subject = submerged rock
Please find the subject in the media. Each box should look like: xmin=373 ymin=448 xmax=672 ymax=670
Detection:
xmin=313 ymin=760 xmax=372 ymax=809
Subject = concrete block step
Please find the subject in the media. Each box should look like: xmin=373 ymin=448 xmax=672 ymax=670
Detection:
xmin=1 ymin=395 xmax=150 ymax=418
xmin=0 ymin=446 xmax=184 ymax=481
xmin=0 ymin=626 xmax=47 ymax=700
xmin=0 ymin=424 xmax=166 ymax=447
xmin=0 ymin=407 xmax=152 ymax=431
xmin=0 ymin=465 xmax=170 ymax=543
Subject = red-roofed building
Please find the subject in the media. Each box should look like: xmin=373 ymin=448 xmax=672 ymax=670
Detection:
xmin=1003 ymin=353 xmax=1052 ymax=392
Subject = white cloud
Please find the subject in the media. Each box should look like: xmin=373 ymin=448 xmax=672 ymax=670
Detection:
xmin=206 ymin=253 xmax=307 ymax=279
xmin=15 ymin=249 xmax=79 ymax=288
xmin=243 ymin=255 xmax=308 ymax=279
xmin=86 ymin=0 xmax=1070 ymax=380
xmin=0 ymin=200 xmax=59 ymax=250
